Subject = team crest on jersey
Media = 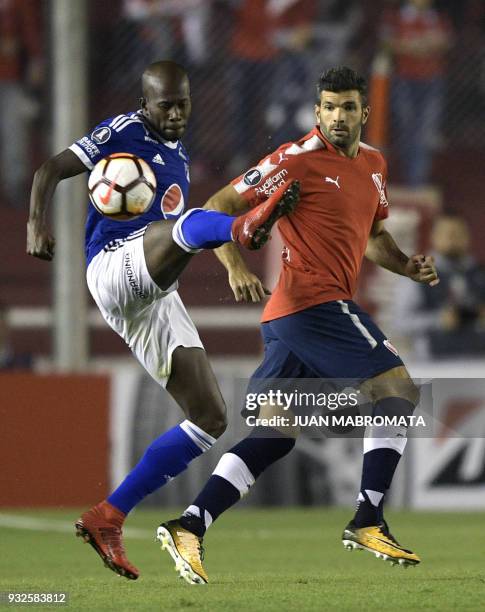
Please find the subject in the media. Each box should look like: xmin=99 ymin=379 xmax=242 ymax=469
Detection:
xmin=372 ymin=173 xmax=389 ymax=207
xmin=91 ymin=127 xmax=112 ymax=145
xmin=161 ymin=184 xmax=185 ymax=216
xmin=243 ymin=168 xmax=263 ymax=186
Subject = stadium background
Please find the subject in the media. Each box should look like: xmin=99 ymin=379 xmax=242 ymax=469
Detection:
xmin=2 ymin=0 xmax=485 ymax=517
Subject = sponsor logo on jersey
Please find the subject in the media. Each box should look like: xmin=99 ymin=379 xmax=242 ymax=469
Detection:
xmin=161 ymin=183 xmax=185 ymax=216
xmin=243 ymin=168 xmax=263 ymax=186
xmin=91 ymin=126 xmax=112 ymax=145
xmin=78 ymin=137 xmax=100 ymax=158
xmin=383 ymin=339 xmax=399 ymax=356
xmin=152 ymin=153 xmax=165 ymax=165
xmin=255 ymin=168 xmax=289 ymax=196
xmin=325 ymin=175 xmax=340 ymax=189
xmin=372 ymin=173 xmax=389 ymax=207
xmin=145 ymin=135 xmax=159 ymax=144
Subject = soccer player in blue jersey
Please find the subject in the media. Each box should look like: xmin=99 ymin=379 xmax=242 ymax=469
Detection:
xmin=26 ymin=61 xmax=299 ymax=580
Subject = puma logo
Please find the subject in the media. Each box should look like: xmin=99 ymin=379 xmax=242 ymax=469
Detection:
xmin=325 ymin=176 xmax=340 ymax=189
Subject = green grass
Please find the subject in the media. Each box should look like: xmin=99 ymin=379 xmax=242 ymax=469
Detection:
xmin=1 ymin=508 xmax=485 ymax=611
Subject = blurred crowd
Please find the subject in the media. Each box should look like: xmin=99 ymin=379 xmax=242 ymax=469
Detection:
xmin=395 ymin=214 xmax=485 ymax=360
xmin=2 ymin=0 xmax=485 ymax=363
xmin=4 ymin=0 xmax=485 ymax=193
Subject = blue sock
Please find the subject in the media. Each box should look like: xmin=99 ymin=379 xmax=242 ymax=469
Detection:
xmin=108 ymin=420 xmax=215 ymax=515
xmin=179 ymin=428 xmax=295 ymax=536
xmin=173 ymin=208 xmax=235 ymax=251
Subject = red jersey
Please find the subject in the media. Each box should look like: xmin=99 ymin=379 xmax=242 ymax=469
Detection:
xmin=231 ymin=127 xmax=389 ymax=323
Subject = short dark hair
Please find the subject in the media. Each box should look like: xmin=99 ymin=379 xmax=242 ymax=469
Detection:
xmin=317 ymin=66 xmax=368 ymax=105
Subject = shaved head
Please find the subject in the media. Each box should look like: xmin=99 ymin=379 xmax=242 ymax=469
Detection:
xmin=142 ymin=61 xmax=189 ymax=101
xmin=140 ymin=61 xmax=191 ymax=141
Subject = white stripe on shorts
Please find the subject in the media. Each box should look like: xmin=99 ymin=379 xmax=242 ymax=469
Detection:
xmin=337 ymin=300 xmax=377 ymax=348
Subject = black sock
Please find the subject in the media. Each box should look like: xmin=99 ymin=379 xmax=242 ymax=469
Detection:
xmin=180 ymin=428 xmax=295 ymax=536
xmin=353 ymin=447 xmax=402 ymax=527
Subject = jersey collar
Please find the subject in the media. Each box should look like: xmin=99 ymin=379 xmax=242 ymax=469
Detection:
xmin=311 ymin=125 xmax=361 ymax=158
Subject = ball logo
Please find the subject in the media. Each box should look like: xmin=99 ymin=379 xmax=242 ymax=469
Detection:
xmin=161 ymin=183 xmax=185 ymax=216
xmin=91 ymin=127 xmax=112 ymax=145
xmin=243 ymin=168 xmax=262 ymax=187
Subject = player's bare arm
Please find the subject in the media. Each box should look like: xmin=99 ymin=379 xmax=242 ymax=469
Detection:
xmin=204 ymin=184 xmax=269 ymax=303
xmin=27 ymin=149 xmax=87 ymax=260
xmin=366 ymin=219 xmax=439 ymax=286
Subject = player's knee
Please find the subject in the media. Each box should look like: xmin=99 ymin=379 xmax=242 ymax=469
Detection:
xmin=403 ymin=379 xmax=420 ymax=407
xmin=192 ymin=401 xmax=227 ymax=439
xmin=370 ymin=368 xmax=420 ymax=407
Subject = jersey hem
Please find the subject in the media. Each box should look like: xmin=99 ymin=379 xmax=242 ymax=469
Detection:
xmin=261 ymin=291 xmax=354 ymax=323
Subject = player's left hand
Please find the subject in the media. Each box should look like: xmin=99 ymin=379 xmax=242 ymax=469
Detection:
xmin=26 ymin=220 xmax=56 ymax=261
xmin=406 ymin=254 xmax=440 ymax=287
xmin=228 ymin=268 xmax=271 ymax=302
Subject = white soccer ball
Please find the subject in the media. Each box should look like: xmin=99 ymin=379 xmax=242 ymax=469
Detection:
xmin=88 ymin=153 xmax=157 ymax=220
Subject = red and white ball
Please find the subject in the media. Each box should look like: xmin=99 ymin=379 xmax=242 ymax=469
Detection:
xmin=88 ymin=153 xmax=157 ymax=220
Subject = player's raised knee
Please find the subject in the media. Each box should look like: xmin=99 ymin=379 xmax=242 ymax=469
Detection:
xmin=193 ymin=403 xmax=227 ymax=439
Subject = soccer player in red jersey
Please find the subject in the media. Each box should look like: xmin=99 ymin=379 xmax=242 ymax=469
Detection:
xmin=158 ymin=67 xmax=439 ymax=584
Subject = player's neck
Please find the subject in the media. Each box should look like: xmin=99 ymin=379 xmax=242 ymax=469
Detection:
xmin=338 ymin=141 xmax=360 ymax=159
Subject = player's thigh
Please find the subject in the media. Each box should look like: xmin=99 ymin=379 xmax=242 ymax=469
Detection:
xmin=361 ymin=365 xmax=420 ymax=406
xmin=86 ymin=233 xmax=171 ymax=323
xmin=166 ymin=346 xmax=227 ymax=438
xmin=143 ymin=219 xmax=194 ymax=290
xmin=245 ymin=324 xmax=313 ymax=438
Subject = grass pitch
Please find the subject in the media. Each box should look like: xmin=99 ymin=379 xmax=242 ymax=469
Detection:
xmin=1 ymin=508 xmax=484 ymax=611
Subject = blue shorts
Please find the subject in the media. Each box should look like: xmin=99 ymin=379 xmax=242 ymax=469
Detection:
xmin=251 ymin=300 xmax=403 ymax=384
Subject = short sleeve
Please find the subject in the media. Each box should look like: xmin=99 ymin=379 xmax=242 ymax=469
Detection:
xmin=373 ymin=158 xmax=390 ymax=221
xmin=68 ymin=116 xmax=137 ymax=170
xmin=231 ymin=145 xmax=307 ymax=208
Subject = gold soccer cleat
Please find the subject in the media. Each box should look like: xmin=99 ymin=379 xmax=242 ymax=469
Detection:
xmin=156 ymin=519 xmax=208 ymax=584
xmin=342 ymin=520 xmax=421 ymax=567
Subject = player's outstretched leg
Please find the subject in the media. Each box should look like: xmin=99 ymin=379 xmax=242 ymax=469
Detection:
xmin=75 ymin=501 xmax=139 ymax=580
xmin=156 ymin=426 xmax=296 ymax=583
xmin=172 ymin=179 xmax=300 ymax=252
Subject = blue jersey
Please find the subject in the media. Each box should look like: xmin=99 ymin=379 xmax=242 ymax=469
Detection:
xmin=69 ymin=111 xmax=190 ymax=265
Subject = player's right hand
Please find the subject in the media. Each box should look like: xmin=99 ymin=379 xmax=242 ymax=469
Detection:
xmin=26 ymin=221 xmax=56 ymax=260
xmin=228 ymin=268 xmax=270 ymax=303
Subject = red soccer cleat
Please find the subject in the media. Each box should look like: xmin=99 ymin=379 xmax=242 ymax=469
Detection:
xmin=75 ymin=500 xmax=139 ymax=580
xmin=231 ymin=179 xmax=300 ymax=249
